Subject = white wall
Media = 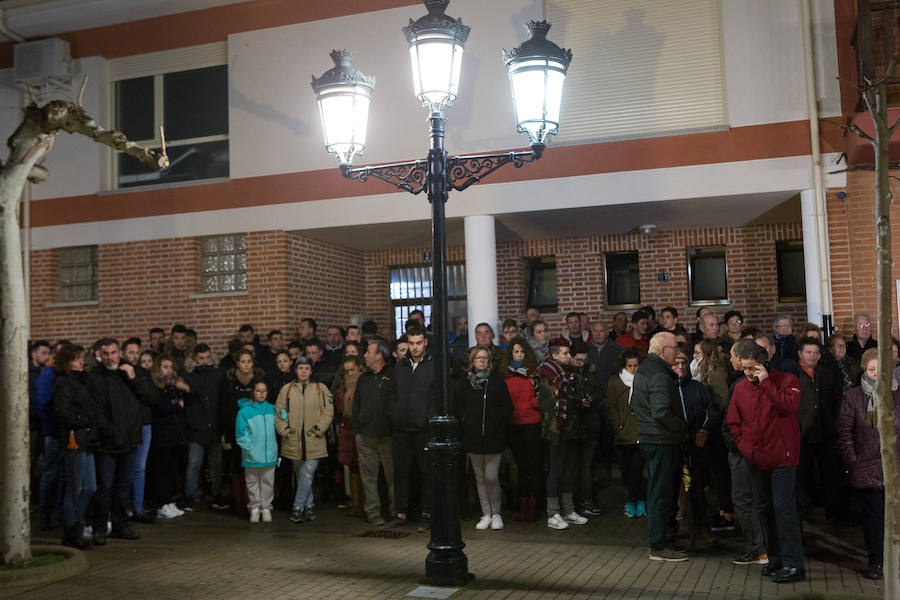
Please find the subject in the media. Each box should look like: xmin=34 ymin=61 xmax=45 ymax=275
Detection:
xmin=723 ymin=0 xmax=842 ymax=127
xmin=228 ymin=0 xmax=542 ymax=179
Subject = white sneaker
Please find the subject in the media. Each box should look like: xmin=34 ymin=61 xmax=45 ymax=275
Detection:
xmin=163 ymin=503 xmax=184 ymax=517
xmin=82 ymin=525 xmax=93 ymax=539
xmin=249 ymin=508 xmax=260 ymax=523
xmin=563 ymin=511 xmax=588 ymax=525
xmin=171 ymin=503 xmax=185 ymax=517
xmin=547 ymin=513 xmax=569 ymax=530
xmin=475 ymin=515 xmax=492 ymax=530
xmin=491 ymin=514 xmax=504 ymax=530
xmin=261 ymin=509 xmax=272 ymax=523
xmin=157 ymin=504 xmax=177 ymax=519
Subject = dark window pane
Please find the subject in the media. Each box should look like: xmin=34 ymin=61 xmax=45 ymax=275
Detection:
xmin=164 ymin=65 xmax=228 ymax=140
xmin=777 ymin=241 xmax=806 ymax=301
xmin=605 ymin=252 xmax=640 ymax=306
xmin=116 ymin=76 xmax=155 ymax=141
xmin=689 ymin=247 xmax=728 ymax=303
xmin=117 ymin=139 xmax=229 ymax=188
xmin=527 ymin=257 xmax=557 ymax=310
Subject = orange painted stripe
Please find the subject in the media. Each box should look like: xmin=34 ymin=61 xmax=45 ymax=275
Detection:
xmin=31 ymin=119 xmax=835 ymax=228
xmin=0 ymin=0 xmax=421 ymax=67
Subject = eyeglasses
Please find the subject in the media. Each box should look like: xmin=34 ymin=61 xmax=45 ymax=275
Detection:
xmin=857 ymin=323 xmax=871 ymax=329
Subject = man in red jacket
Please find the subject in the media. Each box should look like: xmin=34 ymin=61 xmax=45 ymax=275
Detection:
xmin=726 ymin=339 xmax=804 ymax=583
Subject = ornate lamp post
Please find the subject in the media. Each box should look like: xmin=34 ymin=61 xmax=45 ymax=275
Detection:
xmin=312 ymin=0 xmax=571 ymax=587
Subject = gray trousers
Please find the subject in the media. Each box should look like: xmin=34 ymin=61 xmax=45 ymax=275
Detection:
xmin=729 ymin=451 xmax=765 ymax=556
xmin=356 ymin=434 xmax=395 ymax=520
xmin=245 ymin=466 xmax=274 ymax=511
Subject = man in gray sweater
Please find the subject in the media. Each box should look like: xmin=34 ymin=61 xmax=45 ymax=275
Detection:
xmin=630 ymin=332 xmax=686 ymax=562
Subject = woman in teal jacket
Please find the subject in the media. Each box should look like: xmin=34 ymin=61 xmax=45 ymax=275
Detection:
xmin=235 ymin=380 xmax=278 ymax=523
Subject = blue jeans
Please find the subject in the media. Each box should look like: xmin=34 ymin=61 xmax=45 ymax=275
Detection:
xmin=39 ymin=436 xmax=63 ymax=516
xmin=292 ymin=459 xmax=319 ymax=509
xmin=186 ymin=440 xmax=223 ymax=500
xmin=62 ymin=450 xmax=97 ymax=528
xmin=132 ymin=425 xmax=151 ymax=511
xmin=92 ymin=449 xmax=137 ymax=532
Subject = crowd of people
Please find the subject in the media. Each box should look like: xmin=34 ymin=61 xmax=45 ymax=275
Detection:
xmin=26 ymin=308 xmax=897 ymax=585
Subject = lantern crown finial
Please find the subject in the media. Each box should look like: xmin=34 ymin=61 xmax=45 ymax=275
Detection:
xmin=503 ymin=21 xmax=572 ymax=66
xmin=311 ymin=49 xmax=375 ymax=90
xmin=403 ymin=0 xmax=470 ymax=44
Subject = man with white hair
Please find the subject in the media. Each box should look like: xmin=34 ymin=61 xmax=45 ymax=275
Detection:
xmin=630 ymin=332 xmax=686 ymax=562
xmin=846 ymin=315 xmax=876 ymax=362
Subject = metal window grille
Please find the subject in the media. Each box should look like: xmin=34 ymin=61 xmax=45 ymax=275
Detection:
xmin=201 ymin=234 xmax=247 ymax=293
xmin=390 ymin=263 xmax=467 ymax=339
xmin=58 ymin=245 xmax=98 ymax=302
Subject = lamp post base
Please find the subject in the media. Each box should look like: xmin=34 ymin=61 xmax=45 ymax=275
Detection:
xmin=423 ymin=415 xmax=472 ymax=587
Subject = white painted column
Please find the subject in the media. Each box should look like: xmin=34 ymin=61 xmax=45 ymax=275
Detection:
xmin=464 ymin=215 xmax=498 ymax=345
xmin=801 ymin=188 xmax=822 ymax=326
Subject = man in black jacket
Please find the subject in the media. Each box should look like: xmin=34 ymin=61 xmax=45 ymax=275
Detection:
xmin=182 ymin=343 xmax=226 ymax=510
xmin=385 ymin=325 xmax=433 ymax=528
xmin=86 ymin=338 xmax=152 ymax=543
xmin=795 ymin=337 xmax=842 ymax=519
xmin=354 ymin=339 xmax=396 ymax=526
xmin=630 ymin=332 xmax=686 ymax=562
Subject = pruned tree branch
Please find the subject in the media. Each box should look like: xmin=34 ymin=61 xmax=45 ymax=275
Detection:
xmin=849 ymin=122 xmax=877 ymax=144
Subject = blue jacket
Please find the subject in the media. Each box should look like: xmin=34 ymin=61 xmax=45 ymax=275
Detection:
xmin=235 ymin=398 xmax=277 ymax=468
xmin=36 ymin=366 xmax=59 ymax=437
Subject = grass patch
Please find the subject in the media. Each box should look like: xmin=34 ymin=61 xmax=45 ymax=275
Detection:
xmin=0 ymin=553 xmax=66 ymax=570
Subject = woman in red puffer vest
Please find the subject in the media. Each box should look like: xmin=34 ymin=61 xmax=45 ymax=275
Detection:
xmin=501 ymin=337 xmax=543 ymax=522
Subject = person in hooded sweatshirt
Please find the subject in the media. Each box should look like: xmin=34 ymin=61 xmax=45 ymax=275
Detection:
xmin=235 ymin=380 xmax=278 ymax=523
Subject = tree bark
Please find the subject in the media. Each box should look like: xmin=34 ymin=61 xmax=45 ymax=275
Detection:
xmin=0 ymin=101 xmax=164 ymax=566
xmin=860 ymin=80 xmax=900 ymax=599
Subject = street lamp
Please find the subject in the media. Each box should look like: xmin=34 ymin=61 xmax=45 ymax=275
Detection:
xmin=312 ymin=0 xmax=571 ymax=587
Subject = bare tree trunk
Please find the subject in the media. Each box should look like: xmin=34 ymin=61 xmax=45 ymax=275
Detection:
xmin=0 ymin=130 xmax=50 ymax=566
xmin=857 ymin=80 xmax=900 ymax=598
xmin=0 ymin=100 xmax=164 ymax=566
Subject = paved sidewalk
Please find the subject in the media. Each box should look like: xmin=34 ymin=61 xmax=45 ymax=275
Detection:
xmin=7 ymin=499 xmax=883 ymax=600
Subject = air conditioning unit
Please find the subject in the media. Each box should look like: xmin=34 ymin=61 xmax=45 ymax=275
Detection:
xmin=14 ymin=38 xmax=72 ymax=88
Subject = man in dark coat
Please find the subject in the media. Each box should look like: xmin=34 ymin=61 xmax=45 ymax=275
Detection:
xmin=846 ymin=315 xmax=877 ymax=362
xmin=385 ymin=325 xmax=434 ymax=528
xmin=182 ymin=343 xmax=226 ymax=510
xmin=630 ymin=332 xmax=686 ymax=562
xmin=86 ymin=338 xmax=153 ymax=543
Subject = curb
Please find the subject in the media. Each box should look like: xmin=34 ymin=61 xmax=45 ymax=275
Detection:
xmin=0 ymin=544 xmax=88 ymax=588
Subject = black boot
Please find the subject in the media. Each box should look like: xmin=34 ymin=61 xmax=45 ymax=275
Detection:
xmin=863 ymin=562 xmax=883 ymax=580
xmin=61 ymin=523 xmax=91 ymax=550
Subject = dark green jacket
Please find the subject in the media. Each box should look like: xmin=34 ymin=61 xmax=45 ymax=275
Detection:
xmin=630 ymin=353 xmax=684 ymax=445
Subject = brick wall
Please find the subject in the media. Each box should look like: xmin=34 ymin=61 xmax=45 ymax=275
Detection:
xmin=364 ymin=222 xmax=809 ymax=341
xmin=827 ymin=173 xmax=900 ymax=337
xmin=30 ymin=230 xmax=365 ymax=354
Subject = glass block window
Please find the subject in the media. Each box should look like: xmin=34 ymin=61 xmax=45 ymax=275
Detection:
xmin=201 ymin=234 xmax=247 ymax=293
xmin=58 ymin=245 xmax=98 ymax=302
xmin=687 ymin=246 xmax=728 ymax=305
xmin=390 ymin=263 xmax=466 ymax=339
xmin=115 ymin=64 xmax=228 ymax=189
xmin=605 ymin=251 xmax=640 ymax=308
xmin=526 ymin=257 xmax=557 ymax=311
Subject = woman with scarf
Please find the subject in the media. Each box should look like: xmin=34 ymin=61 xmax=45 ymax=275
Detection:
xmin=456 ymin=346 xmax=513 ymax=530
xmin=607 ymin=347 xmax=645 ymax=518
xmin=500 ymin=337 xmax=542 ymax=522
xmin=528 ymin=319 xmax=550 ymax=363
xmin=827 ymin=334 xmax=860 ymax=390
xmin=538 ymin=338 xmax=590 ymax=529
xmin=836 ymin=347 xmax=900 ymax=581
xmin=335 ymin=355 xmax=365 ymax=516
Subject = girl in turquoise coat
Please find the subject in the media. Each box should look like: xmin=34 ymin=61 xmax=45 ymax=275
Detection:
xmin=235 ymin=381 xmax=278 ymax=523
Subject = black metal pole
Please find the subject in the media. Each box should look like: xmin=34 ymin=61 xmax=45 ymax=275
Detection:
xmin=423 ymin=110 xmax=471 ymax=586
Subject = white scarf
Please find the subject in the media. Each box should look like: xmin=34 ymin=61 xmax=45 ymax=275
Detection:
xmin=619 ymin=368 xmax=635 ymax=404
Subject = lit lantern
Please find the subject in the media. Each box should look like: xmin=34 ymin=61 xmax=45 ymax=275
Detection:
xmin=311 ymin=50 xmax=375 ymax=165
